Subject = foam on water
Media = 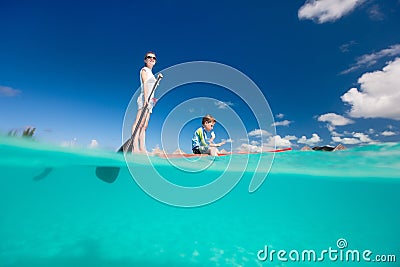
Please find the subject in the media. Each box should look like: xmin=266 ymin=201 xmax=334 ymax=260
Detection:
xmin=1 ymin=136 xmax=399 ymax=266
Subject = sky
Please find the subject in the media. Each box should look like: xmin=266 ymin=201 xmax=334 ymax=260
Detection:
xmin=1 ymin=0 xmax=400 ymax=152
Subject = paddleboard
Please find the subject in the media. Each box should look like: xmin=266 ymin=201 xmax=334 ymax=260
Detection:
xmin=157 ymin=148 xmax=292 ymax=159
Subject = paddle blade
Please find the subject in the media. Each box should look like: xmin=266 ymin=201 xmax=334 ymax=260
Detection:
xmin=95 ymin=166 xmax=120 ymax=183
xmin=33 ymin=167 xmax=53 ymax=181
xmin=117 ymin=138 xmax=132 ymax=153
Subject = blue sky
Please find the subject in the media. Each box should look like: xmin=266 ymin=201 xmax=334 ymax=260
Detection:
xmin=1 ymin=0 xmax=400 ymax=152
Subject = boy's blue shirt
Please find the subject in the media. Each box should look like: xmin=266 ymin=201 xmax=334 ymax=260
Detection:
xmin=192 ymin=127 xmax=214 ymax=149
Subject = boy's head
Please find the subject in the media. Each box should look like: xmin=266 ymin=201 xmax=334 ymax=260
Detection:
xmin=202 ymin=115 xmax=216 ymax=131
xmin=202 ymin=115 xmax=216 ymax=125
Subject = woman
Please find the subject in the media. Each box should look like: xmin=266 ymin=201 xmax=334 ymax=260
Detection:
xmin=132 ymin=51 xmax=161 ymax=153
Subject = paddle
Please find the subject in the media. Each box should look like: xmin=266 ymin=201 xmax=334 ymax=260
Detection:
xmin=94 ymin=73 xmax=163 ymax=183
xmin=118 ymin=73 xmax=163 ymax=153
xmin=33 ymin=167 xmax=53 ymax=181
xmin=32 ymin=166 xmax=119 ymax=184
xmin=95 ymin=166 xmax=120 ymax=183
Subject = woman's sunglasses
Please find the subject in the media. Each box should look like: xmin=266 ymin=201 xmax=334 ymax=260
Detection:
xmin=146 ymin=56 xmax=157 ymax=60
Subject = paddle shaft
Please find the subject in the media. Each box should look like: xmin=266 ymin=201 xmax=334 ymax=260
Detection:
xmin=123 ymin=74 xmax=162 ymax=152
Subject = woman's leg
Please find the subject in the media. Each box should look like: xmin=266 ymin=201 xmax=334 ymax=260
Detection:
xmin=132 ymin=109 xmax=143 ymax=153
xmin=139 ymin=110 xmax=150 ymax=153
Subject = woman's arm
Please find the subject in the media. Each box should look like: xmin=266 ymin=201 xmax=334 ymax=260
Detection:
xmin=140 ymin=69 xmax=148 ymax=105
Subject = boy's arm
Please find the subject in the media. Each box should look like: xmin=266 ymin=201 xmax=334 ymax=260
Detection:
xmin=209 ymin=131 xmax=216 ymax=143
xmin=192 ymin=128 xmax=206 ymax=147
xmin=192 ymin=132 xmax=199 ymax=148
xmin=209 ymin=135 xmax=226 ymax=147
xmin=208 ymin=131 xmax=225 ymax=147
xmin=209 ymin=140 xmax=226 ymax=147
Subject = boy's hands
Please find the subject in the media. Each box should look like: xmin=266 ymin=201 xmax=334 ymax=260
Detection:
xmin=217 ymin=140 xmax=227 ymax=147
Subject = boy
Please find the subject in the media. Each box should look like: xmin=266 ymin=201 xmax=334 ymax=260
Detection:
xmin=192 ymin=115 xmax=226 ymax=156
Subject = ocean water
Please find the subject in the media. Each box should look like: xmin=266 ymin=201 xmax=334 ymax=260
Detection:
xmin=1 ymin=136 xmax=399 ymax=267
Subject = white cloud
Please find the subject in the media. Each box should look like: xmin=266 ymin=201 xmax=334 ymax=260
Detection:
xmin=381 ymin=131 xmax=396 ymax=136
xmin=327 ymin=124 xmax=336 ymax=133
xmin=354 ymin=132 xmax=373 ymax=143
xmin=332 ymin=132 xmax=374 ymax=144
xmin=236 ymin=135 xmax=293 ymax=152
xmin=214 ymin=100 xmax=233 ymax=109
xmin=297 ymin=133 xmax=322 ymax=146
xmin=237 ymin=143 xmax=262 ymax=153
xmin=0 ymin=85 xmax=21 ymax=97
xmin=340 ymin=40 xmax=358 ymax=53
xmin=275 ymin=113 xmax=285 ymax=119
xmin=268 ymin=135 xmax=293 ymax=148
xmin=89 ymin=139 xmax=99 ymax=148
xmin=331 ymin=131 xmax=344 ymax=137
xmin=61 ymin=138 xmax=77 ymax=148
xmin=248 ymin=129 xmax=272 ymax=138
xmin=341 ymin=57 xmax=400 ymax=120
xmin=250 ymin=140 xmax=259 ymax=146
xmin=342 ymin=44 xmax=400 ymax=74
xmin=318 ymin=113 xmax=354 ymax=126
xmin=298 ymin=0 xmax=366 ymax=23
xmin=332 ymin=136 xmax=361 ymax=144
xmin=367 ymin=4 xmax=384 ymax=21
xmin=284 ymin=135 xmax=298 ymax=141
xmin=260 ymin=135 xmax=294 ymax=150
xmin=272 ymin=120 xmax=292 ymax=127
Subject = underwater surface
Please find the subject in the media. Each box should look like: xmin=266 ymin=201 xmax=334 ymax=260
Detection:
xmin=1 ymin=136 xmax=399 ymax=266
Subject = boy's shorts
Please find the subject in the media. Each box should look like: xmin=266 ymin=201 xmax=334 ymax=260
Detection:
xmin=192 ymin=146 xmax=210 ymax=154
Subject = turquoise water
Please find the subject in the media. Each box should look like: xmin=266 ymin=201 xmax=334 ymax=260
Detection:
xmin=1 ymin=136 xmax=399 ymax=266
